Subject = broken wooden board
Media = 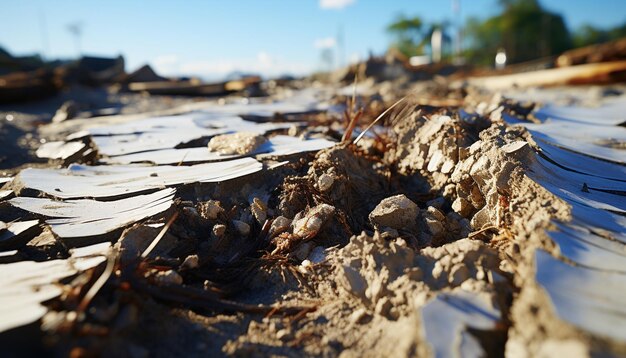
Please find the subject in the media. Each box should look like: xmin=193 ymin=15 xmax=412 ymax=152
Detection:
xmin=421 ymin=290 xmax=502 ymax=358
xmin=522 ymin=121 xmax=626 ymax=164
xmin=100 ymin=135 xmax=336 ymax=165
xmin=533 ymin=98 xmax=626 ymax=127
xmin=38 ymin=89 xmax=326 ymax=139
xmin=0 ymin=242 xmax=109 ymax=333
xmin=536 ymin=139 xmax=626 ymax=182
xmin=13 ymin=158 xmax=262 ymax=199
xmin=535 ymin=249 xmax=626 ymax=342
xmin=463 ymin=61 xmax=626 ymax=89
xmin=527 ymin=155 xmax=626 ymax=214
xmin=89 ymin=114 xmax=301 ymax=156
xmin=548 ymin=223 xmax=626 ymax=273
xmin=0 ymin=220 xmax=41 ymax=250
xmin=35 ymin=141 xmax=87 ymax=161
xmin=568 ymin=203 xmax=626 ymax=244
xmin=9 ymin=189 xmax=174 ymax=239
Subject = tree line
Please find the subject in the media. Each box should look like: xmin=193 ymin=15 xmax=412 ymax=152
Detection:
xmin=387 ymin=0 xmax=626 ymax=66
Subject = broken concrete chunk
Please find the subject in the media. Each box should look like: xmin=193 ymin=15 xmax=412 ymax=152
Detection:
xmin=199 ymin=200 xmax=225 ymax=220
xmin=292 ymin=204 xmax=335 ymax=239
xmin=369 ymin=194 xmax=418 ymax=230
xmin=212 ymin=224 xmax=227 ymax=239
xmin=317 ymin=173 xmax=334 ymax=192
xmin=452 ymin=197 xmax=473 ymax=218
xmin=207 ymin=132 xmax=267 ymax=155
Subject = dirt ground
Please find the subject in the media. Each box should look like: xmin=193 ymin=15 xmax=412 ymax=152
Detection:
xmin=1 ymin=81 xmax=625 ymax=357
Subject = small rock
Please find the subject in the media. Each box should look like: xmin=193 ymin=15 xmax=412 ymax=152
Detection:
xmin=369 ymin=194 xmax=418 ymax=229
xmin=199 ymin=200 xmax=224 ymax=220
xmin=212 ymin=224 xmax=227 ymax=238
xmin=207 ymin=132 xmax=266 ymax=155
xmin=270 ymin=216 xmax=292 ymax=236
xmin=250 ymin=197 xmax=268 ymax=224
xmin=452 ymin=197 xmax=473 ymax=217
xmin=426 ymin=206 xmax=445 ymax=221
xmin=292 ymin=204 xmax=335 ymax=239
xmin=181 ymin=255 xmax=199 ymax=269
xmin=298 ymin=259 xmax=313 ymax=274
xmin=424 ymin=217 xmax=444 ymax=237
xmin=232 ymin=220 xmax=250 ymax=237
xmin=375 ymin=297 xmax=393 ymax=318
xmin=427 ymin=150 xmax=444 ymax=172
xmin=350 ymin=308 xmax=370 ymax=324
xmin=317 ymin=173 xmax=334 ymax=192
xmin=441 ymin=159 xmax=455 ymax=174
xmin=152 ymin=269 xmax=183 ymax=285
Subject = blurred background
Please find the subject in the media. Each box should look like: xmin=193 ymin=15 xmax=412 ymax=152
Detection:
xmin=2 ymin=0 xmax=625 ymax=80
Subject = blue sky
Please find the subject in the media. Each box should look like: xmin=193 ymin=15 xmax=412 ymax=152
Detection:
xmin=2 ymin=0 xmax=625 ymax=79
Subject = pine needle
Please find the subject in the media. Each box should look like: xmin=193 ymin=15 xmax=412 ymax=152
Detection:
xmin=353 ymin=95 xmax=407 ymax=144
xmin=141 ymin=212 xmax=179 ymax=259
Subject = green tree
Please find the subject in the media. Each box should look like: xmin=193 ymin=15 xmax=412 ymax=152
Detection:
xmin=465 ymin=0 xmax=572 ymax=65
xmin=387 ymin=15 xmax=452 ymax=60
xmin=573 ymin=23 xmax=626 ymax=48
xmin=387 ymin=15 xmax=426 ymax=57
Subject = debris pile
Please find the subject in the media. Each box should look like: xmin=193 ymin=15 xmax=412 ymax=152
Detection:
xmin=0 ymin=73 xmax=625 ymax=357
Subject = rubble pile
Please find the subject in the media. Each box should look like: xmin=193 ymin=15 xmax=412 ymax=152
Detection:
xmin=0 ymin=77 xmax=625 ymax=357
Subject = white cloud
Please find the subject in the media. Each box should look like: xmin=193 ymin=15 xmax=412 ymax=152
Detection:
xmin=314 ymin=37 xmax=336 ymax=49
xmin=150 ymin=51 xmax=312 ymax=79
xmin=319 ymin=0 xmax=355 ymax=10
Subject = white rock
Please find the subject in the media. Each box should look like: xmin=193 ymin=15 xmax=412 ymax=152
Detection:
xmin=369 ymin=194 xmax=418 ymax=229
xmin=181 ymin=255 xmax=199 ymax=269
xmin=317 ymin=173 xmax=334 ymax=192
xmin=232 ymin=220 xmax=250 ymax=237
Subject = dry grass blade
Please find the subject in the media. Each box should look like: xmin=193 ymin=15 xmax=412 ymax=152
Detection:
xmin=76 ymin=248 xmax=116 ymax=314
xmin=141 ymin=212 xmax=179 ymax=259
xmin=353 ymin=95 xmax=407 ymax=144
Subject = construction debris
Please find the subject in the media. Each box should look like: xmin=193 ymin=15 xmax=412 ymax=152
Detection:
xmin=1 ymin=47 xmax=626 ymax=358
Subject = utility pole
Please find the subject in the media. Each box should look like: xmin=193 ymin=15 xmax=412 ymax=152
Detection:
xmin=67 ymin=22 xmax=83 ymax=57
xmin=38 ymin=9 xmax=50 ymax=60
xmin=337 ymin=24 xmax=345 ymax=68
xmin=452 ymin=0 xmax=462 ymax=63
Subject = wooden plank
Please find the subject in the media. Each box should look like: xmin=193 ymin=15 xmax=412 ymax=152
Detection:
xmin=100 ymin=135 xmax=336 ymax=165
xmin=89 ymin=114 xmax=300 ymax=156
xmin=10 ymin=189 xmax=174 ymax=238
xmin=13 ymin=158 xmax=262 ymax=199
xmin=464 ymin=61 xmax=626 ymax=89
xmin=0 ymin=220 xmax=41 ymax=250
xmin=535 ymin=249 xmax=626 ymax=341
xmin=0 ymin=243 xmax=109 ymax=332
xmin=549 ymin=223 xmax=626 ymax=273
xmin=537 ymin=139 xmax=626 ymax=182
